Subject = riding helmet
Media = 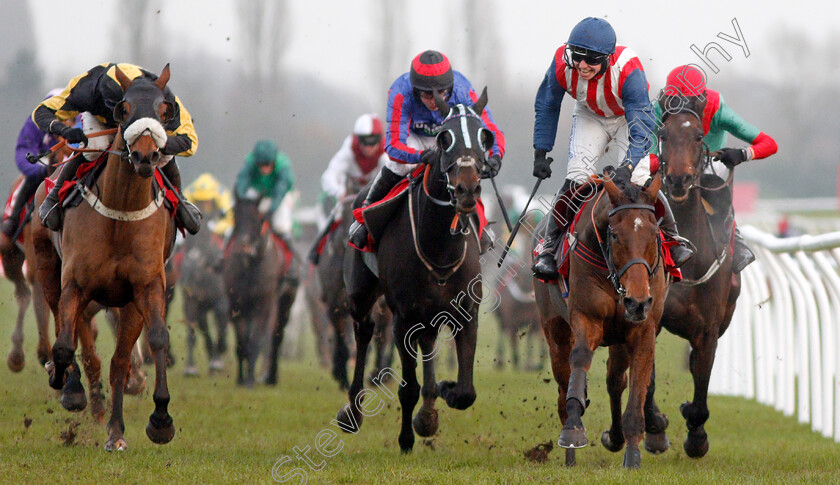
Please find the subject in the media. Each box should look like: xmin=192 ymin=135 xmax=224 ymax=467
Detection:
xmin=410 ymin=50 xmax=454 ymax=94
xmin=567 ymin=17 xmax=616 ymax=56
xmin=664 ymin=65 xmax=707 ymax=97
xmin=252 ymin=140 xmax=278 ymax=166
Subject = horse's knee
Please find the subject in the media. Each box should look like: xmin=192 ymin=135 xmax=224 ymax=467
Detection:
xmin=399 ymin=380 xmax=420 ymax=404
xmin=569 ymin=346 xmax=592 ymax=369
xmin=148 ymin=325 xmax=169 ymax=352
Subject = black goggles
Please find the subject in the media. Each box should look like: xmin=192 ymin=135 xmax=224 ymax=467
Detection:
xmin=358 ymin=134 xmax=381 ymax=146
xmin=569 ymin=47 xmax=608 ymax=66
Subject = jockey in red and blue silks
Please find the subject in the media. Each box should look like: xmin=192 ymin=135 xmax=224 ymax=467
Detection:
xmin=530 ymin=17 xmax=694 ymax=280
xmin=654 ymin=64 xmax=779 ymax=274
xmin=349 ymin=50 xmax=506 ymax=250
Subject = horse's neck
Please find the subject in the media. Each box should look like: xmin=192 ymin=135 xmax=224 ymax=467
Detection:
xmin=670 ymin=189 xmax=717 ymax=261
xmin=416 ymin=168 xmax=461 ymax=251
xmin=576 ymin=192 xmax=606 ymax=249
xmin=98 ymin=140 xmax=155 ymax=210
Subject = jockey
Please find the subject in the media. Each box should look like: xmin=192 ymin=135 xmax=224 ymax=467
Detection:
xmin=349 ymin=49 xmax=506 ymax=250
xmin=234 ymin=139 xmax=294 ymax=236
xmin=0 ymin=89 xmax=65 ymax=239
xmin=32 ymin=63 xmax=200 ymax=234
xmin=531 ymin=17 xmax=694 ymax=280
xmin=654 ymin=65 xmax=778 ymax=274
xmin=183 ymin=172 xmax=233 ymax=237
xmin=308 ymin=113 xmax=388 ymax=264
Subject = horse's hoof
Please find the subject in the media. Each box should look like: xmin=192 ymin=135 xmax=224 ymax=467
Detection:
xmin=209 ymin=358 xmax=225 ymax=372
xmin=104 ymin=437 xmax=128 ymax=452
xmin=183 ymin=366 xmax=199 ymax=377
xmin=335 ymin=405 xmax=363 ymax=433
xmin=146 ymin=416 xmax=176 ymax=444
xmin=683 ymin=429 xmax=709 ymax=458
xmin=412 ymin=407 xmax=439 ymax=437
xmin=600 ymin=429 xmax=625 ymax=452
xmin=37 ymin=348 xmax=51 ymax=367
xmin=61 ymin=392 xmax=88 ymax=412
xmin=558 ymin=425 xmax=588 ymax=449
xmin=46 ymin=361 xmax=65 ymax=390
xmin=644 ymin=432 xmax=670 ymax=455
xmin=398 ymin=433 xmax=414 ymax=453
xmin=7 ymin=350 xmax=25 ymax=372
xmin=125 ymin=374 xmax=147 ymax=396
xmin=623 ymin=446 xmax=642 ymax=469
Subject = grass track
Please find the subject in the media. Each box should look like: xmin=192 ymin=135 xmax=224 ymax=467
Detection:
xmin=0 ymin=279 xmax=837 ymax=484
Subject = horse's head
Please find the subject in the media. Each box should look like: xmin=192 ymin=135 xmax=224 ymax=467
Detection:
xmin=113 ymin=64 xmax=175 ymax=178
xmin=657 ymin=95 xmax=707 ymax=202
xmin=431 ymin=87 xmax=493 ymax=214
xmin=601 ymin=172 xmax=663 ymax=323
xmin=230 ymin=194 xmax=267 ymax=258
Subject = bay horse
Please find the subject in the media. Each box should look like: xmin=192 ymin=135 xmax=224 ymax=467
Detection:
xmin=180 ymin=215 xmax=228 ymax=377
xmin=32 ymin=64 xmax=178 ymax=451
xmin=223 ymin=195 xmax=299 ymax=387
xmin=533 ymin=172 xmax=669 ymax=468
xmin=338 ymin=90 xmax=492 ymax=452
xmin=653 ymin=94 xmax=741 ymax=458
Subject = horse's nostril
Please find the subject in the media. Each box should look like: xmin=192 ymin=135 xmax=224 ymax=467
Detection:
xmin=474 ymin=185 xmax=482 ymax=197
xmin=149 ymin=151 xmax=161 ymax=163
xmin=130 ymin=151 xmax=142 ymax=163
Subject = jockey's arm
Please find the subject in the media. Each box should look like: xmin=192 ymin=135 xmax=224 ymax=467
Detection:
xmin=713 ymin=100 xmax=778 ymax=161
xmin=268 ymin=155 xmax=295 ymax=214
xmin=15 ymin=119 xmax=49 ymax=177
xmin=162 ymin=95 xmax=198 ymax=157
xmin=620 ymin=69 xmax=656 ymax=169
xmin=321 ymin=136 xmax=353 ymax=199
xmin=533 ymin=58 xmax=567 ymax=154
xmin=384 ymin=79 xmax=422 ymax=165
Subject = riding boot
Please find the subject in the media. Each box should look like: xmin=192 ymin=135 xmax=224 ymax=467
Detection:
xmin=531 ymin=179 xmax=575 ymax=280
xmin=731 ymin=227 xmax=755 ymax=274
xmin=349 ymin=167 xmax=404 ymax=249
xmin=39 ymin=153 xmax=85 ymax=231
xmin=0 ymin=174 xmax=42 ymax=238
xmin=657 ymin=191 xmax=694 ymax=268
xmin=307 ymin=212 xmax=336 ymax=265
xmin=161 ymin=160 xmax=202 ymax=235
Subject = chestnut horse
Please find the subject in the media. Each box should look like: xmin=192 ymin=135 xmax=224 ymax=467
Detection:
xmin=534 ymin=172 xmax=669 ymax=468
xmin=339 ymin=91 xmax=492 ymax=452
xmin=654 ymin=94 xmax=741 ymax=458
xmin=32 ymin=64 xmax=178 ymax=451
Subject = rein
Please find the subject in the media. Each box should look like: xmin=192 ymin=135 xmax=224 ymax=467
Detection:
xmin=589 ymin=187 xmax=661 ymax=296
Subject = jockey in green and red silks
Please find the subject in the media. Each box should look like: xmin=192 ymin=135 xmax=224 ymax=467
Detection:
xmin=652 ymin=64 xmax=778 ymax=274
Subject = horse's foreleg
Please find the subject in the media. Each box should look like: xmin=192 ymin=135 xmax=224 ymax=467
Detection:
xmin=643 ymin=363 xmax=671 ymax=454
xmin=393 ymin=318 xmax=420 ymax=452
xmin=413 ymin=334 xmax=439 ymax=438
xmin=50 ymin=282 xmax=86 ymax=390
xmin=601 ymin=345 xmax=629 ymax=453
xmin=438 ymin=320 xmax=477 ymax=411
xmin=105 ymin=306 xmax=144 ymax=451
xmin=183 ymin=298 xmax=199 ymax=377
xmin=621 ymin=325 xmax=657 ymax=469
xmin=558 ymin=315 xmax=601 ymax=450
xmin=142 ymin=283 xmax=176 ymax=445
xmin=543 ymin=315 xmax=576 ymax=466
xmin=266 ymin=289 xmax=294 ymax=386
xmin=77 ymin=316 xmax=105 ymax=423
xmin=329 ymin=314 xmax=350 ymax=390
xmin=336 ymin=314 xmax=375 ymax=433
xmin=6 ymin=261 xmax=31 ymax=372
xmin=210 ymin=304 xmax=228 ymax=373
xmin=31 ymin=279 xmax=52 ymax=366
xmin=681 ymin=332 xmax=718 ymax=458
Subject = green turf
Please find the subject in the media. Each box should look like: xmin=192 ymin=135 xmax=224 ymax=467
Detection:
xmin=0 ymin=278 xmax=837 ymax=484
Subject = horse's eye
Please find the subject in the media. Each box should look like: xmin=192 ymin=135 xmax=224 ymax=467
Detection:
xmin=659 ymin=133 xmax=667 ymax=142
xmin=610 ymin=231 xmax=619 ymax=242
xmin=695 ymin=134 xmax=703 ymax=142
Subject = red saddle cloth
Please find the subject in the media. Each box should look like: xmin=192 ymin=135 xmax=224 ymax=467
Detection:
xmin=3 ymin=178 xmax=28 ymax=243
xmin=44 ymin=151 xmax=180 ymax=216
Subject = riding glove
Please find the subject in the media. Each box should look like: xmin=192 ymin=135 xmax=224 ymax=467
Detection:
xmin=51 ymin=122 xmax=88 ymax=146
xmin=420 ymin=149 xmax=438 ymax=165
xmin=482 ymin=154 xmax=502 ymax=178
xmin=533 ymin=149 xmax=553 ymax=179
xmin=714 ymin=148 xmax=748 ymax=168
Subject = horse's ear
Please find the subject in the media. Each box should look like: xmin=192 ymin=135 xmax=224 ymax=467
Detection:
xmin=113 ymin=100 xmax=130 ymax=123
xmin=479 ymin=128 xmax=494 ymax=153
xmin=158 ymin=101 xmax=175 ymax=124
xmin=433 ymin=91 xmax=450 ymax=118
xmin=603 ymin=169 xmax=621 ymax=202
xmin=155 ymin=63 xmax=171 ymax=91
xmin=645 ymin=172 xmax=662 ymax=200
xmin=473 ymin=87 xmax=488 ymax=116
xmin=114 ymin=66 xmax=133 ymax=92
xmin=689 ymin=95 xmax=707 ymax=116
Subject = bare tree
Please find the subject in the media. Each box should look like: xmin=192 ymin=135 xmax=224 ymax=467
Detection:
xmin=237 ymin=0 xmax=290 ymax=83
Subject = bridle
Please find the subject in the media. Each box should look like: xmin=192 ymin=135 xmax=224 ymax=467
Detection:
xmin=659 ymin=109 xmax=731 ymax=193
xmin=590 ymin=189 xmax=661 ymax=297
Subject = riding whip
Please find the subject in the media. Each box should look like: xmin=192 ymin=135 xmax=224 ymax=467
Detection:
xmin=497 ymin=177 xmax=542 ymax=267
xmin=488 ymin=173 xmax=513 ymax=232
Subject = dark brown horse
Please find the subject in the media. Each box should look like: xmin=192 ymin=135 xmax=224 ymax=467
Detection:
xmin=338 ymin=91 xmax=492 ymax=452
xmin=32 ymin=64 xmax=178 ymax=451
xmin=223 ymin=195 xmax=298 ymax=387
xmin=654 ymin=94 xmax=741 ymax=458
xmin=534 ymin=172 xmax=669 ymax=468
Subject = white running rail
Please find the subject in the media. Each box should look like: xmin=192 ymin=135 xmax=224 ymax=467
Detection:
xmin=709 ymin=225 xmax=840 ymax=442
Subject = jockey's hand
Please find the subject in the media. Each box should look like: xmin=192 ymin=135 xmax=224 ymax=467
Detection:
xmin=714 ymin=148 xmax=747 ymax=168
xmin=420 ymin=149 xmax=438 ymax=165
xmin=482 ymin=154 xmax=502 ymax=179
xmin=52 ymin=122 xmax=88 ymax=147
xmin=533 ymin=149 xmax=553 ymax=179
